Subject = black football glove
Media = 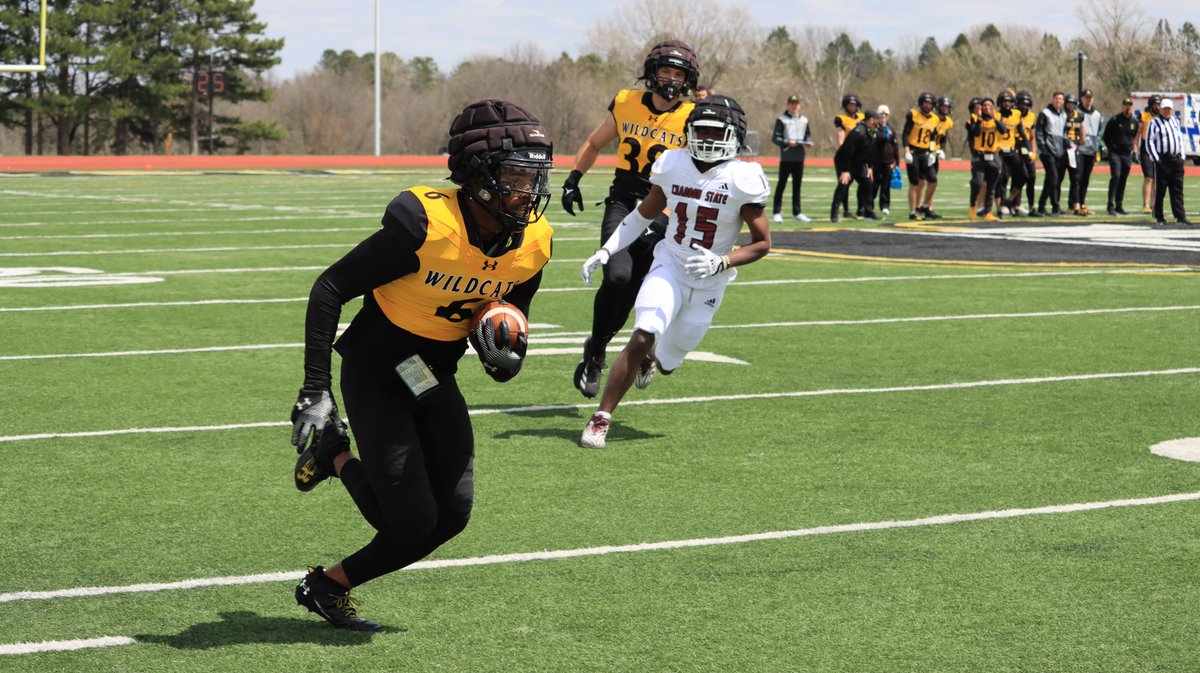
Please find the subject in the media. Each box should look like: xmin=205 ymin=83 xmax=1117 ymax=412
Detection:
xmin=561 ymin=169 xmax=584 ymax=216
xmin=469 ymin=315 xmax=527 ymax=383
xmin=290 ymin=388 xmax=338 ymax=452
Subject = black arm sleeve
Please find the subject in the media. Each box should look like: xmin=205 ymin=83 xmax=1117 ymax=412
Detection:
xmin=502 ymin=268 xmax=544 ymax=323
xmin=302 ymin=192 xmax=429 ymax=389
xmin=901 ymin=112 xmax=915 ymax=147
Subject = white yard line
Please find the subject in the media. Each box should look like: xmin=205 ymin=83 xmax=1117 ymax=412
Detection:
xmin=3 ymin=305 xmax=1196 ymax=359
xmin=0 ymin=214 xmax=375 ymax=229
xmin=0 ymin=229 xmax=586 ymax=241
xmin=0 ymin=636 xmax=138 ymax=655
xmin=0 ymin=243 xmax=353 ymax=258
xmin=1 ymin=490 xmax=1196 ymax=612
xmin=1 ymin=367 xmax=1197 ymax=443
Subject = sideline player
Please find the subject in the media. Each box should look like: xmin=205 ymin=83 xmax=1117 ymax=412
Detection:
xmin=1134 ymin=95 xmax=1161 ymax=214
xmin=921 ymin=95 xmax=953 ymax=219
xmin=902 ymin=91 xmax=939 ymax=220
xmin=560 ymin=40 xmax=699 ymax=398
xmin=288 ymin=99 xmax=553 ymax=630
xmin=1014 ymin=90 xmax=1039 ymax=216
xmin=994 ymin=91 xmax=1026 ymax=215
xmin=967 ymin=97 xmax=1007 ymax=221
xmin=577 ymin=95 xmax=771 ymax=448
xmin=834 ymin=93 xmax=865 ymax=218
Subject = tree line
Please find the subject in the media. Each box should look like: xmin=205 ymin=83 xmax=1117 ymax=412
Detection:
xmin=2 ymin=0 xmax=1197 ymax=158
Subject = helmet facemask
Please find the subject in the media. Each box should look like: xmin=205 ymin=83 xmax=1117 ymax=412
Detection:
xmin=469 ymin=147 xmax=552 ymax=253
xmin=687 ymin=118 xmax=739 ymax=163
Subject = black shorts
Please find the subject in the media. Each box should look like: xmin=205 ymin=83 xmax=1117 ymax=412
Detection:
xmin=1139 ymin=143 xmax=1156 ymax=179
xmin=906 ymin=150 xmax=937 ymax=184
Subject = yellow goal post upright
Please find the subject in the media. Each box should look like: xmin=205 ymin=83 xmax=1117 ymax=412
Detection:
xmin=0 ymin=0 xmax=48 ymax=73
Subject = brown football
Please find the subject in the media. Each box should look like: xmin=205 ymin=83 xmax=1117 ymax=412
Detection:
xmin=470 ymin=301 xmax=528 ymax=349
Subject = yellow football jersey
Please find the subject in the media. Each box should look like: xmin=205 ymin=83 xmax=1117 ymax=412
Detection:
xmin=971 ymin=118 xmax=1004 ymax=153
xmin=373 ymin=187 xmax=553 ymax=342
xmin=609 ymin=89 xmax=692 ymax=195
xmin=1017 ymin=111 xmax=1036 ymax=147
xmin=996 ymin=109 xmax=1022 ymax=149
xmin=1065 ymin=109 xmax=1083 ymax=143
xmin=835 ymin=112 xmax=865 ymax=133
xmin=905 ymin=108 xmax=939 ymax=149
xmin=931 ymin=114 xmax=954 ymax=151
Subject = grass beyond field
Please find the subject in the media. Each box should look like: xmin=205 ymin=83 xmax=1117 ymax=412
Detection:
xmin=1 ymin=168 xmax=1198 ymax=672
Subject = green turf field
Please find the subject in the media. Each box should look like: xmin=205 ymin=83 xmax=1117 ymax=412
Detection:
xmin=1 ymin=168 xmax=1199 ymax=672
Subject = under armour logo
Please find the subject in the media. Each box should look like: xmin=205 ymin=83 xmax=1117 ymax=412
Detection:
xmin=481 ymin=260 xmax=498 ymax=271
xmin=704 ymin=298 xmax=717 ymax=307
xmin=296 ymin=397 xmax=310 ymax=411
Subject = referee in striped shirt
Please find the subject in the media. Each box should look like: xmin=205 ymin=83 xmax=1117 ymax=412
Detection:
xmin=1145 ymin=97 xmax=1191 ymax=226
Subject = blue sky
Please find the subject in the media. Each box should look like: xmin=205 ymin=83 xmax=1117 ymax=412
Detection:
xmin=251 ymin=0 xmax=1190 ymax=80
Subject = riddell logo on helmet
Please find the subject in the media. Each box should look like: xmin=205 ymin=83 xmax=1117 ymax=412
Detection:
xmin=527 ymin=152 xmax=547 ymax=160
xmin=529 ymin=129 xmax=545 ymax=137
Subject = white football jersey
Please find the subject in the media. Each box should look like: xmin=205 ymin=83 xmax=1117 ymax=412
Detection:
xmin=648 ymin=149 xmax=770 ymax=285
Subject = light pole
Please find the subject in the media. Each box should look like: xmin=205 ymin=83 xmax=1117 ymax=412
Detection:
xmin=1076 ymin=52 xmax=1087 ymax=100
xmin=374 ymin=0 xmax=381 ymax=156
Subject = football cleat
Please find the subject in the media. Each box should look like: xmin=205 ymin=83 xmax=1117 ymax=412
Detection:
xmin=296 ymin=566 xmax=382 ymax=632
xmin=294 ymin=416 xmax=349 ymax=492
xmin=634 ymin=355 xmax=657 ymax=390
xmin=794 ymin=213 xmax=812 ymax=223
xmin=967 ymin=208 xmax=978 ymax=221
xmin=983 ymin=212 xmax=1000 ymax=222
xmin=580 ymin=413 xmax=611 ymax=449
xmin=772 ymin=213 xmax=783 ymax=223
xmin=922 ymin=208 xmax=943 ymax=220
xmin=573 ymin=337 xmax=604 ymax=399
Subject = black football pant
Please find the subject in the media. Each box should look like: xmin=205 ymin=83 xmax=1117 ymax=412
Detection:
xmin=971 ymin=157 xmax=1000 ymax=214
xmin=1107 ymin=153 xmax=1132 ymax=211
xmin=831 ymin=168 xmax=872 ymax=218
xmin=1023 ymin=155 xmax=1037 ymax=209
xmin=999 ymin=152 xmax=1026 ymax=206
xmin=587 ymin=192 xmax=664 ymax=362
xmin=773 ymin=160 xmax=805 ymax=215
xmin=871 ymin=163 xmax=892 ymax=212
xmin=1065 ymin=153 xmax=1083 ymax=207
xmin=1153 ymin=156 xmax=1187 ymax=222
xmin=337 ymin=354 xmax=475 ymax=587
xmin=1077 ymin=153 xmax=1096 ymax=206
xmin=1039 ymin=154 xmax=1064 ymax=213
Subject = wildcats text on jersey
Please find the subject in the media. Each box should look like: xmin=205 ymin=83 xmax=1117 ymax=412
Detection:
xmin=619 ymin=121 xmax=685 ymax=148
xmin=421 ymin=269 xmax=516 ymax=300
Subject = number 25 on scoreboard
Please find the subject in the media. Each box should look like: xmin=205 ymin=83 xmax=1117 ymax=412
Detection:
xmin=193 ymin=71 xmax=227 ymax=96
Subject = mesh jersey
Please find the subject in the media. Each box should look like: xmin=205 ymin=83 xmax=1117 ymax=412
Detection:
xmin=972 ymin=118 xmax=1004 ymax=152
xmin=1017 ymin=110 xmax=1037 ymax=148
xmin=906 ymin=108 xmax=939 ymax=149
xmin=609 ymin=89 xmax=693 ymax=198
xmin=931 ymin=115 xmax=954 ymax=151
xmin=835 ymin=112 xmax=865 ymax=132
xmin=996 ymin=109 xmax=1021 ymax=149
xmin=372 ymin=187 xmax=553 ymax=341
xmin=648 ymin=150 xmax=770 ymax=287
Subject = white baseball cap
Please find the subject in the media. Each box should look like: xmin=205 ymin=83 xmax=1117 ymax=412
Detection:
xmin=878 ymin=104 xmax=890 ymax=116
xmin=1159 ymin=98 xmax=1173 ymax=109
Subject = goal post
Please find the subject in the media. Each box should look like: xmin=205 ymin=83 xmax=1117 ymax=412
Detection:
xmin=0 ymin=0 xmax=48 ymax=73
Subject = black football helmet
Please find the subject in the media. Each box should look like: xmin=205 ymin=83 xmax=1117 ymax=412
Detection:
xmin=917 ymin=91 xmax=935 ymax=109
xmin=1148 ymin=94 xmax=1162 ymax=109
xmin=1064 ymin=93 xmax=1078 ymax=107
xmin=686 ymin=94 xmax=747 ymax=163
xmin=936 ymin=95 xmax=953 ymax=112
xmin=447 ymin=100 xmax=553 ymax=253
xmin=841 ymin=93 xmax=861 ymax=112
xmin=641 ymin=40 xmax=700 ymax=100
xmin=1015 ymin=90 xmax=1033 ymax=109
xmin=998 ymin=91 xmax=1015 ymax=109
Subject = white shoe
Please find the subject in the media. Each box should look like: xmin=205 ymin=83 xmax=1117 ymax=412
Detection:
xmin=772 ymin=213 xmax=783 ymax=223
xmin=634 ymin=356 xmax=656 ymax=390
xmin=881 ymin=208 xmax=890 ymax=216
xmin=581 ymin=413 xmax=610 ymax=448
xmin=793 ymin=213 xmax=811 ymax=223
xmin=1000 ymin=205 xmax=1010 ymax=215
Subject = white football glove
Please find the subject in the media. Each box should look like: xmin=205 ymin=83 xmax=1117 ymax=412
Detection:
xmin=581 ymin=248 xmax=610 ymax=286
xmin=904 ymin=150 xmax=913 ymax=164
xmin=936 ymin=149 xmax=946 ymax=160
xmin=684 ymin=243 xmax=730 ymax=280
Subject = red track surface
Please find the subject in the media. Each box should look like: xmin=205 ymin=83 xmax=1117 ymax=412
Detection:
xmin=2 ymin=154 xmax=1197 ymax=175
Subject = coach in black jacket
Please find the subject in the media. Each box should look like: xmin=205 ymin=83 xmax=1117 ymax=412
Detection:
xmin=832 ymin=109 xmax=880 ymax=222
xmin=1102 ymin=97 xmax=1140 ymax=215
